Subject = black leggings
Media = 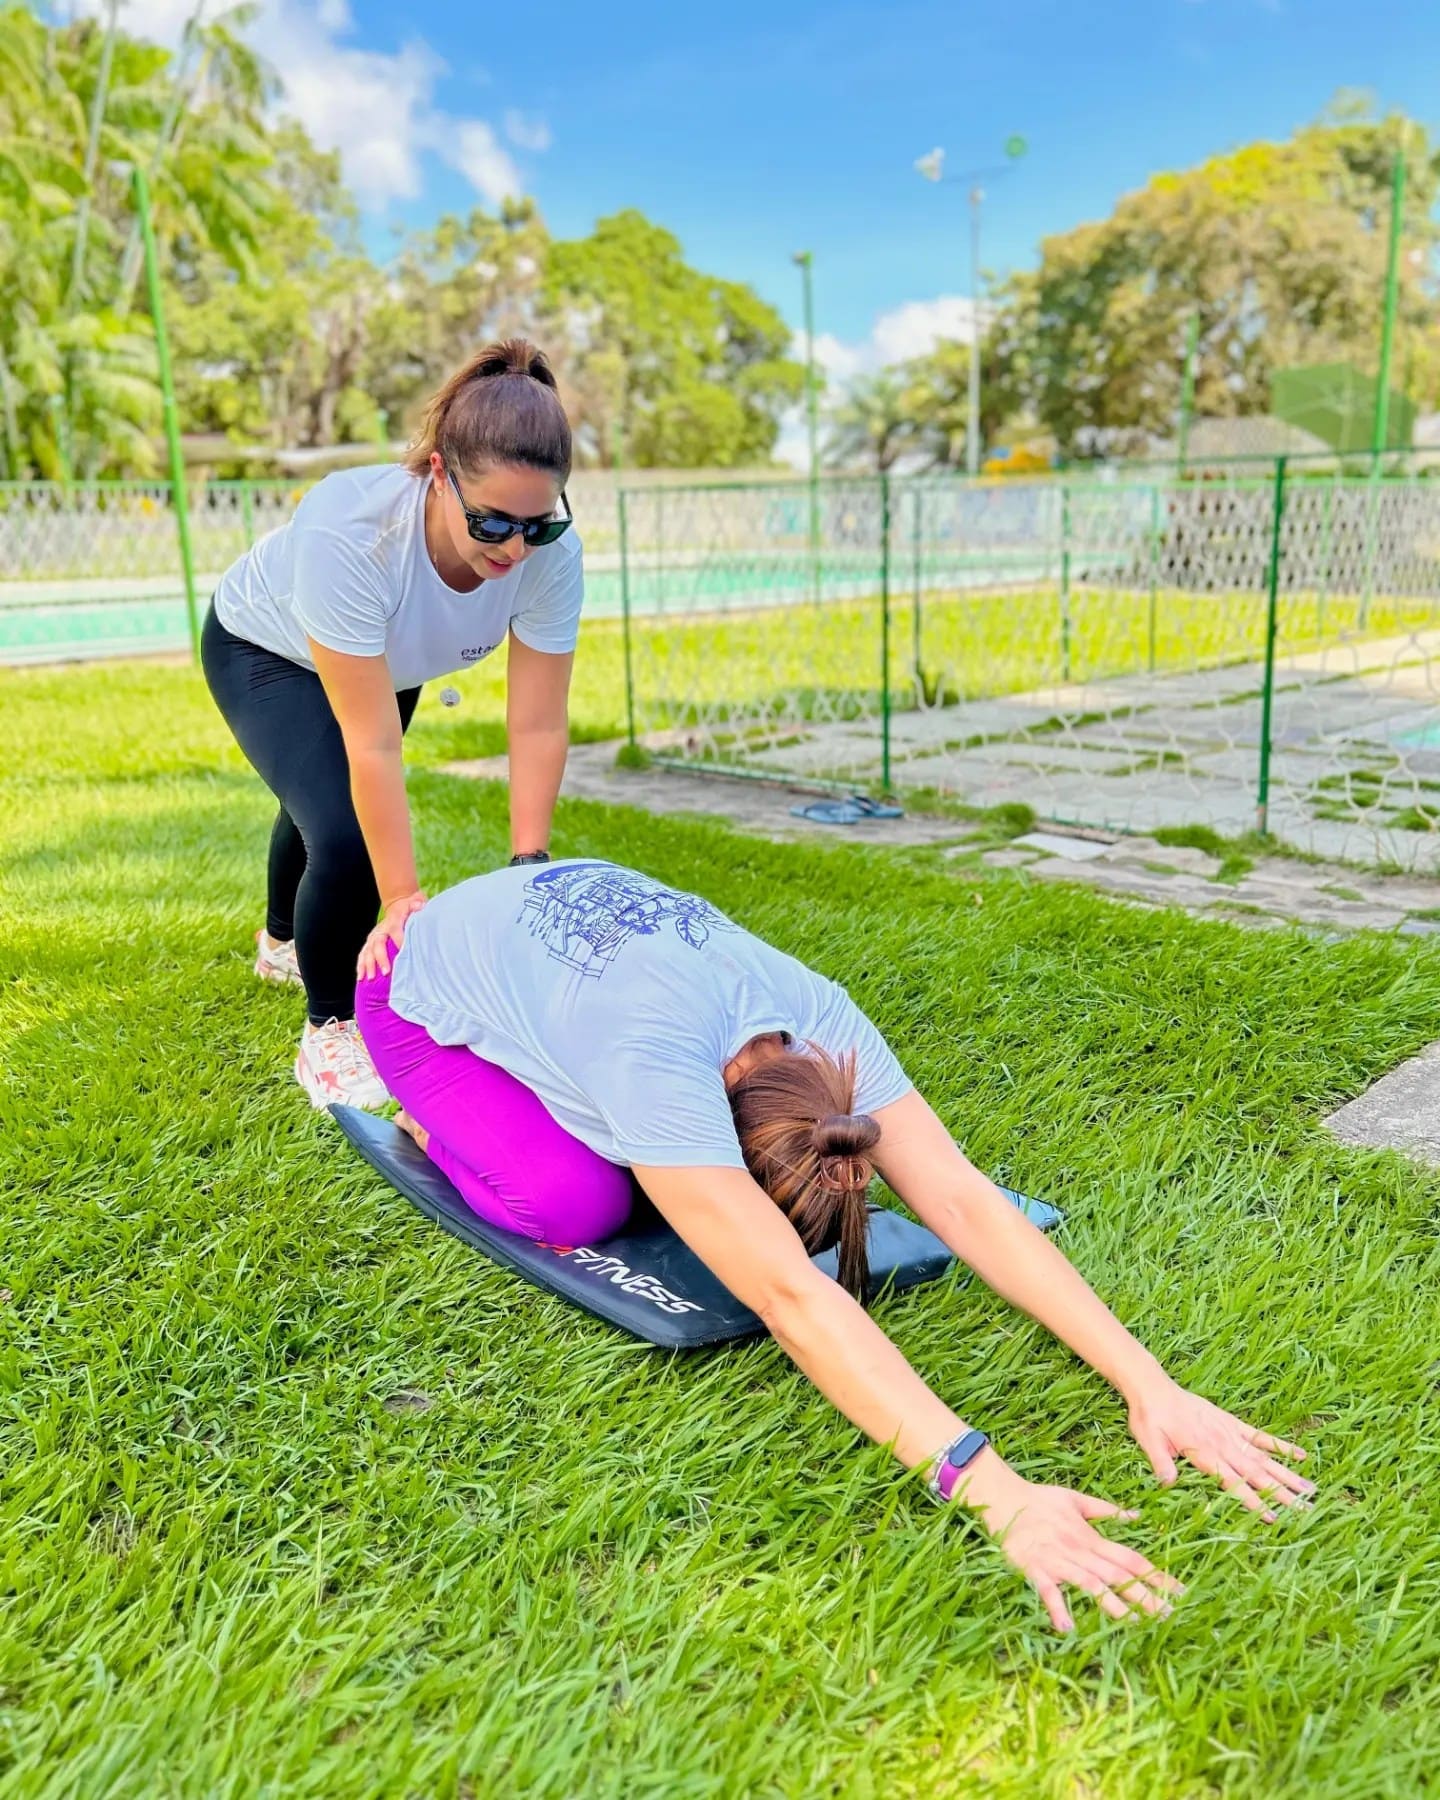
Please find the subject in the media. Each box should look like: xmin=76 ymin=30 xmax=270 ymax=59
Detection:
xmin=202 ymin=604 xmax=420 ymax=1024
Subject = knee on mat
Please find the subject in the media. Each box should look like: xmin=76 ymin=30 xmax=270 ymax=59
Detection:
xmin=529 ymin=1170 xmax=635 ymax=1246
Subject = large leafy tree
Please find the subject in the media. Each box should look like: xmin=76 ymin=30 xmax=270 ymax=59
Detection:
xmin=0 ymin=9 xmax=800 ymax=477
xmin=361 ymin=197 xmax=558 ymax=446
xmin=997 ymin=105 xmax=1439 ymax=455
xmin=545 ymin=211 xmax=803 ymax=467
xmin=875 ymin=103 xmax=1439 ymax=463
xmin=171 ymin=125 xmax=381 ymax=450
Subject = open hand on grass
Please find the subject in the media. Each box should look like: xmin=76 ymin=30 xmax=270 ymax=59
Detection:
xmin=1126 ymin=1374 xmax=1315 ymax=1521
xmin=357 ymin=892 xmax=428 ymax=981
xmin=960 ymin=1450 xmax=1183 ymax=1634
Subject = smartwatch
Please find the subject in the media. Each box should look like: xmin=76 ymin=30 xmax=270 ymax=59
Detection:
xmin=926 ymin=1429 xmax=991 ymax=1504
xmin=509 ymin=851 xmax=552 ymax=867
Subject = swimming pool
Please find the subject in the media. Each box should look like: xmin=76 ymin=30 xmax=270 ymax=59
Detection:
xmin=1391 ymin=720 xmax=1440 ymax=751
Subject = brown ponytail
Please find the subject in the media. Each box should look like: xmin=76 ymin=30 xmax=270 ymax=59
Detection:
xmin=404 ymin=338 xmax=572 ymax=481
xmin=728 ymin=1046 xmax=880 ymax=1304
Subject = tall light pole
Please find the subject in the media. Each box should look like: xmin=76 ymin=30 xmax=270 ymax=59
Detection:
xmin=916 ymin=137 xmax=1026 ymax=476
xmin=792 ymin=250 xmax=821 ymax=597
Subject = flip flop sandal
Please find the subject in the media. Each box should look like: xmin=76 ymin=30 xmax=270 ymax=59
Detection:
xmin=790 ymin=794 xmax=906 ymax=825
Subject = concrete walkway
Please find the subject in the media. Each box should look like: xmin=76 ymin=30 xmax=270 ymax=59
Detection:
xmin=690 ymin=628 xmax=1440 ymax=873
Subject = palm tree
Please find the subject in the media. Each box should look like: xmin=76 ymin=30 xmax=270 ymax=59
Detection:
xmin=0 ymin=1 xmax=278 ymax=476
xmin=0 ymin=5 xmax=90 ymax=476
xmin=67 ymin=0 xmax=120 ymax=302
xmin=824 ymin=370 xmax=924 ymax=473
xmin=112 ymin=10 xmax=276 ymax=315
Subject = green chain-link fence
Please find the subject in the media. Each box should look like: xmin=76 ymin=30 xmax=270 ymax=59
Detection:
xmin=0 ymin=480 xmax=302 ymax=661
xmin=0 ymin=470 xmax=667 ymax=663
xmin=8 ymin=460 xmax=1440 ymax=869
xmin=619 ymin=460 xmax=1440 ymax=869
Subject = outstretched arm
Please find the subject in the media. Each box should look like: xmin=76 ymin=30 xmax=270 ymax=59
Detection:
xmin=873 ymin=1090 xmax=1167 ymax=1396
xmin=634 ymin=1160 xmax=1178 ymax=1631
xmin=871 ymin=1090 xmax=1313 ymax=1518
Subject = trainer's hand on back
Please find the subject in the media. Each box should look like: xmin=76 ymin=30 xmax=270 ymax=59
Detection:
xmin=357 ymin=891 xmax=427 ymax=981
xmin=1126 ymin=1373 xmax=1315 ymax=1522
xmin=956 ymin=1450 xmax=1183 ymax=1634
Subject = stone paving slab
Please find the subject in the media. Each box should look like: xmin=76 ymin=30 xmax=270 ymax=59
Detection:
xmin=1105 ymin=839 xmax=1223 ymax=876
xmin=979 ymin=847 xmax=1039 ymax=869
xmin=1013 ymin=831 xmax=1113 ymax=861
xmin=1324 ymin=1042 xmax=1440 ymax=1163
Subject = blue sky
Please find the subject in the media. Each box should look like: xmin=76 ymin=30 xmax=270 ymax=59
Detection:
xmin=105 ymin=0 xmax=1435 ymax=367
xmin=359 ymin=0 xmax=1436 ymax=352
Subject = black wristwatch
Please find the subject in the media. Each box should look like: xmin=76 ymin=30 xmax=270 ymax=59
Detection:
xmin=509 ymin=851 xmax=552 ymax=867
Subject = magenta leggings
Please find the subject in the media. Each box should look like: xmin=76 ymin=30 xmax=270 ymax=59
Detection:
xmin=354 ymin=957 xmax=634 ymax=1244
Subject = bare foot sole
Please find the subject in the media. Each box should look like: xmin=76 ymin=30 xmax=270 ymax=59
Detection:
xmin=395 ymin=1110 xmax=431 ymax=1155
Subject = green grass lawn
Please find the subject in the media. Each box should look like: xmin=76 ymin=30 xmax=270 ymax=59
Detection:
xmin=4 ymin=661 xmax=1440 ymax=1798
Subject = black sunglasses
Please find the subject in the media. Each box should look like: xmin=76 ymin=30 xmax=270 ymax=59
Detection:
xmin=445 ymin=467 xmax=573 ymax=547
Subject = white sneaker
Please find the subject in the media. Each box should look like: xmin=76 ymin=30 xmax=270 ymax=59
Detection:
xmin=294 ymin=1018 xmax=390 ymax=1111
xmin=255 ymin=929 xmax=303 ymax=988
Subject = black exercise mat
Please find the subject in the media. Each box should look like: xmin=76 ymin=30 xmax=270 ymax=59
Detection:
xmin=331 ymin=1105 xmax=1061 ymax=1349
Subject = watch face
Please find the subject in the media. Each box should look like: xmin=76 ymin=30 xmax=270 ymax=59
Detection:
xmin=951 ymin=1432 xmax=985 ymax=1470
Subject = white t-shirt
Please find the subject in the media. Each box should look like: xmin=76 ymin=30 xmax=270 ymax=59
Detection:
xmin=389 ymin=860 xmax=913 ymax=1169
xmin=212 ymin=463 xmax=583 ymax=691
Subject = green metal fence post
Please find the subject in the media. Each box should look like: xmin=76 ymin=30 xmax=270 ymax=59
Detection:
xmin=911 ymin=482 xmax=924 ymax=690
xmin=619 ymin=487 xmax=637 ymax=750
xmin=133 ymin=165 xmax=199 ymax=660
xmin=1256 ymin=456 xmax=1288 ymax=839
xmin=1316 ymin=466 xmax=1337 ymax=643
xmin=1059 ymin=481 xmax=1073 ymax=683
xmin=1147 ymin=483 xmax=1161 ymax=673
xmin=880 ymin=473 xmax=893 ymax=791
xmin=241 ymin=479 xmax=255 ymax=548
xmin=1359 ymin=447 xmax=1382 ymax=630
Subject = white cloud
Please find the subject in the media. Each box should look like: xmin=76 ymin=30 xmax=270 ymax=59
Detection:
xmin=774 ymin=414 xmax=815 ymax=471
xmin=793 ymin=329 xmax=865 ymax=383
xmin=794 ymin=294 xmax=987 ymax=386
xmin=76 ymin=0 xmax=533 ymax=208
xmin=872 ymin=296 xmax=990 ymax=363
xmin=89 ymin=0 xmax=198 ymax=36
xmin=281 ymin=37 xmax=446 ymax=203
xmin=503 ymin=109 xmax=552 ymax=153
xmin=439 ymin=119 xmax=522 ymax=206
xmin=775 ymin=293 xmax=990 ymax=469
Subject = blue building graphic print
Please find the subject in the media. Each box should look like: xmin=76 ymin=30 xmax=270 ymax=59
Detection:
xmin=519 ymin=863 xmax=736 ymax=979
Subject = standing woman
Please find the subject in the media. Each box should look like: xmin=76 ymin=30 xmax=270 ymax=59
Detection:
xmin=203 ymin=340 xmax=580 ymax=1109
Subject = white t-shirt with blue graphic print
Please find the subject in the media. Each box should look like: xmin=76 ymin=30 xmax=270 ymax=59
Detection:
xmin=212 ymin=463 xmax=582 ymax=692
xmin=388 ymin=859 xmax=913 ymax=1169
